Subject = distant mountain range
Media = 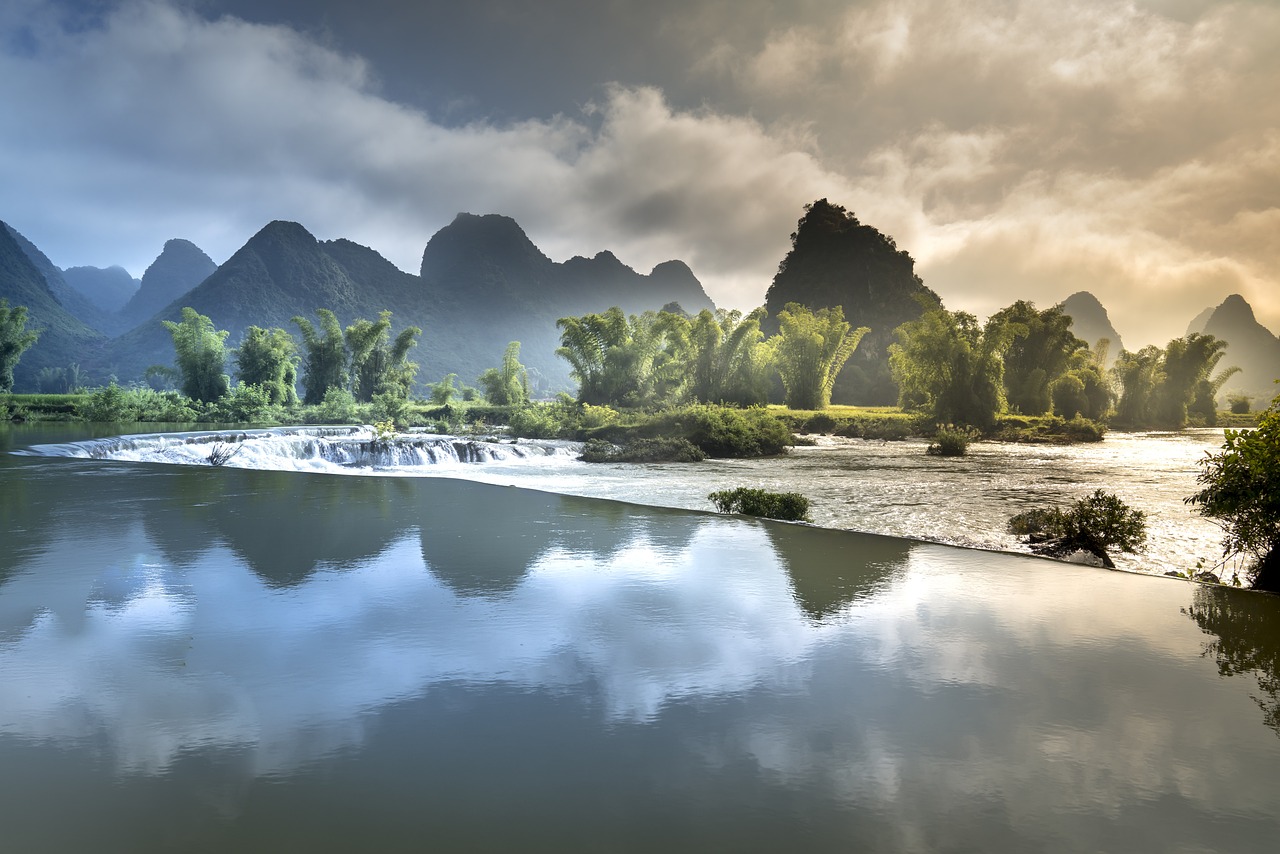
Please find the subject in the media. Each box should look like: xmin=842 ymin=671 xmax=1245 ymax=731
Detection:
xmin=3 ymin=207 xmax=1276 ymax=405
xmin=2 ymin=214 xmax=713 ymax=394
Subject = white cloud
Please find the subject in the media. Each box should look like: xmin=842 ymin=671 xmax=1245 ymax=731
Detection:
xmin=0 ymin=0 xmax=1276 ymax=345
xmin=0 ymin=0 xmax=851 ymax=312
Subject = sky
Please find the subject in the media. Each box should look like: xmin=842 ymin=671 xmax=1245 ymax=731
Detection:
xmin=1 ymin=0 xmax=1277 ymax=347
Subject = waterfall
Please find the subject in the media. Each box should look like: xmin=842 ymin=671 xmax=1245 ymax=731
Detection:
xmin=17 ymin=426 xmax=583 ymax=474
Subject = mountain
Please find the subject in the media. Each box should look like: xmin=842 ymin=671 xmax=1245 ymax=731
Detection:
xmin=2 ymin=223 xmax=127 ymax=336
xmin=1058 ymin=291 xmax=1124 ymax=365
xmin=61 ymin=265 xmax=139 ymax=313
xmin=1188 ymin=294 xmax=1280 ymax=403
xmin=0 ymin=221 xmax=107 ymax=389
xmin=762 ymin=199 xmax=942 ymax=404
xmin=104 ymin=215 xmax=713 ymax=394
xmin=119 ymin=239 xmax=217 ymax=327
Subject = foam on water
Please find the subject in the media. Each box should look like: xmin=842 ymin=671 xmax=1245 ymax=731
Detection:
xmin=16 ymin=426 xmax=583 ymax=475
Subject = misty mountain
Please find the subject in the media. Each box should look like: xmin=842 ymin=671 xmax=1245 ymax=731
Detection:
xmin=1187 ymin=294 xmax=1280 ymax=402
xmin=2 ymin=222 xmax=129 ymax=336
xmin=119 ymin=239 xmax=217 ymax=327
xmin=1058 ymin=291 xmax=1124 ymax=365
xmin=762 ymin=199 xmax=942 ymax=404
xmin=0 ymin=221 xmax=107 ymax=389
xmin=102 ymin=214 xmax=713 ymax=394
xmin=62 ymin=265 xmax=140 ymax=313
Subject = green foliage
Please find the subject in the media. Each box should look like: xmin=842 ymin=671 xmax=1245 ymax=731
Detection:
xmin=1009 ymin=489 xmax=1148 ymax=568
xmin=771 ymin=303 xmax=868 ymax=411
xmin=991 ymin=414 xmax=1106 ymax=444
xmin=678 ymin=308 xmax=772 ymax=406
xmin=346 ymin=311 xmax=421 ymax=402
xmin=429 ymin=373 xmax=460 ymax=405
xmin=0 ymin=299 xmax=40 ymax=393
xmin=78 ymin=383 xmax=198 ymax=422
xmin=649 ymin=405 xmax=793 ymax=458
xmin=927 ymin=424 xmax=978 ymax=457
xmin=991 ymin=301 xmax=1087 ymax=416
xmin=162 ymin=307 xmax=230 ymax=404
xmin=314 ymin=387 xmax=360 ymax=424
xmin=1113 ymin=334 xmax=1235 ymax=429
xmin=372 ymin=420 xmax=396 ymax=442
xmin=580 ymin=437 xmax=707 ymax=463
xmin=477 ymin=341 xmax=530 ymax=406
xmin=708 ymin=487 xmax=811 ymax=522
xmin=235 ymin=326 xmax=299 ymax=406
xmin=1050 ymin=373 xmax=1088 ymax=419
xmin=1228 ymin=394 xmax=1253 ymax=415
xmin=371 ymin=391 xmax=412 ymax=429
xmin=1186 ymin=398 xmax=1280 ymax=590
xmin=209 ymin=383 xmax=281 ymax=424
xmin=589 ymin=404 xmax=794 ymax=458
xmin=293 ymin=309 xmax=348 ymax=405
xmin=889 ymin=308 xmax=1013 ymax=431
xmin=556 ymin=307 xmax=677 ymax=407
xmin=507 ymin=401 xmax=571 ymax=439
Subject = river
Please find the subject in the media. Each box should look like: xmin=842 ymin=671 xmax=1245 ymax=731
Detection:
xmin=2 ymin=422 xmax=1279 ymax=852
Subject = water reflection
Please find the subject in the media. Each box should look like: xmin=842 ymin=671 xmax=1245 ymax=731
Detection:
xmin=765 ymin=522 xmax=911 ymax=620
xmin=5 ymin=429 xmax=1280 ymax=851
xmin=1185 ymin=585 xmax=1280 ymax=737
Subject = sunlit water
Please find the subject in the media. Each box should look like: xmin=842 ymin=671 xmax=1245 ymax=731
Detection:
xmin=17 ymin=424 xmax=1236 ymax=577
xmin=3 ymin=423 xmax=1279 ymax=852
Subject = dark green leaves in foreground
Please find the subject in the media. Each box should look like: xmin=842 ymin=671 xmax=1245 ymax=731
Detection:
xmin=709 ymin=487 xmax=811 ymax=522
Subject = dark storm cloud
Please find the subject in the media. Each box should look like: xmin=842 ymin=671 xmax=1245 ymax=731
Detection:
xmin=2 ymin=0 xmax=1277 ymax=345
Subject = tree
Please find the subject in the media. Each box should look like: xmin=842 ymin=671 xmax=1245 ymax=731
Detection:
xmin=1113 ymin=334 xmax=1237 ymax=429
xmin=684 ymin=308 xmax=771 ymax=406
xmin=235 ymin=326 xmax=299 ymax=406
xmin=0 ymin=299 xmax=40 ymax=393
xmin=162 ymin=307 xmax=229 ymax=403
xmin=345 ymin=311 xmax=420 ymax=402
xmin=293 ymin=309 xmax=348 ymax=405
xmin=771 ymin=303 xmax=868 ymax=410
xmin=1009 ymin=490 xmax=1148 ymax=568
xmin=556 ymin=307 xmax=671 ymax=407
xmin=1112 ymin=345 xmax=1162 ymax=427
xmin=1154 ymin=333 xmax=1231 ymax=429
xmin=478 ymin=341 xmax=530 ymax=406
xmin=991 ymin=301 xmax=1087 ymax=415
xmin=889 ymin=308 xmax=1015 ymax=430
xmin=1186 ymin=397 xmax=1280 ymax=591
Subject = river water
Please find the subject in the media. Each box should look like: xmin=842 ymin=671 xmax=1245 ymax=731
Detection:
xmin=2 ymin=422 xmax=1279 ymax=852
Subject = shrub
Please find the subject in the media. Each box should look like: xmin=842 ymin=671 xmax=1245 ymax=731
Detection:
xmin=1227 ymin=394 xmax=1253 ymax=415
xmin=210 ymin=383 xmax=280 ymax=424
xmin=79 ymin=383 xmax=135 ymax=422
xmin=1186 ymin=398 xmax=1280 ymax=591
xmin=927 ymin=424 xmax=978 ymax=456
xmin=313 ymin=387 xmax=360 ymax=424
xmin=708 ymin=487 xmax=811 ymax=522
xmin=1009 ymin=489 xmax=1147 ymax=568
xmin=581 ymin=437 xmax=706 ymax=463
xmin=648 ymin=405 xmax=793 ymax=458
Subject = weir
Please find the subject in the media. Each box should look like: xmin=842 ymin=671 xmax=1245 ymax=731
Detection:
xmin=16 ymin=426 xmax=582 ymax=472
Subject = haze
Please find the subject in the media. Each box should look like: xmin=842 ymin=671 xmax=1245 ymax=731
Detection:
xmin=2 ymin=0 xmax=1277 ymax=348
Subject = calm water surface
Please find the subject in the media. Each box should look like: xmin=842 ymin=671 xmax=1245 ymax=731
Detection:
xmin=2 ymin=423 xmax=1279 ymax=852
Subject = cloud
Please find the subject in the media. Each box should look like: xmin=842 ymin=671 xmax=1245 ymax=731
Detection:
xmin=0 ymin=0 xmax=850 ymax=312
xmin=1 ymin=0 xmax=1277 ymax=346
xmin=697 ymin=0 xmax=1280 ymax=343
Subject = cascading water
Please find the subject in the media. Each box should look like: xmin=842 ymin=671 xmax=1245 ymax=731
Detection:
xmin=16 ymin=426 xmax=583 ymax=473
xmin=13 ymin=425 xmax=1233 ymax=577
